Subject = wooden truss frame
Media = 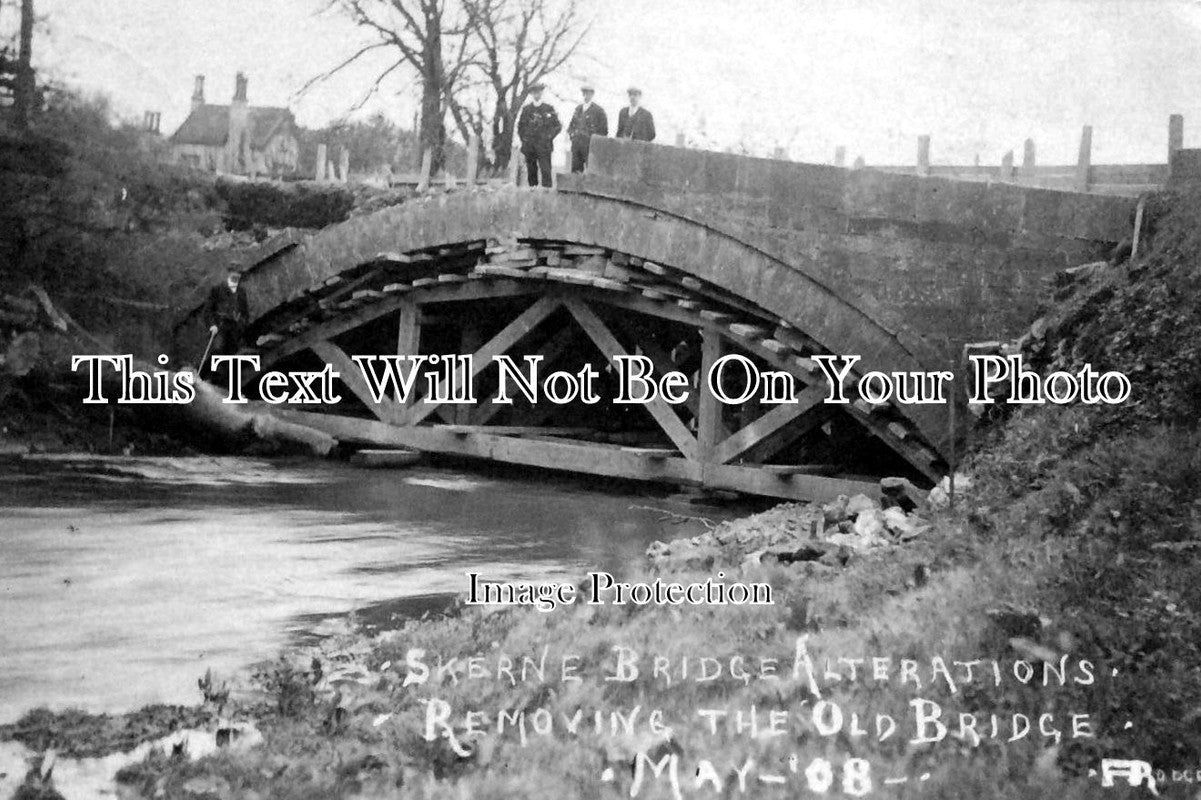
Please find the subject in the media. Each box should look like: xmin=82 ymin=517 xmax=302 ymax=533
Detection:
xmin=247 ymin=268 xmax=941 ymax=501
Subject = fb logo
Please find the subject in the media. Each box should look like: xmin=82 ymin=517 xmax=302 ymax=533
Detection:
xmin=1100 ymin=760 xmax=1158 ymax=795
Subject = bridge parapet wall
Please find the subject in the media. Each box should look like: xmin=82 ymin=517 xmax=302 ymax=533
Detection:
xmin=566 ymin=138 xmax=1139 ymax=356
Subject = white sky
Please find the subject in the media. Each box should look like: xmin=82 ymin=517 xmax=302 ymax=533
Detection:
xmin=27 ymin=0 xmax=1201 ymax=165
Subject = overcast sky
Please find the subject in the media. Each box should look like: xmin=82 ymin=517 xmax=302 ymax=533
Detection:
xmin=27 ymin=0 xmax=1201 ymax=165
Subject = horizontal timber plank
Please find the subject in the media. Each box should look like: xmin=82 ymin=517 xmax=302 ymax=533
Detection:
xmin=620 ymin=446 xmax=678 ymax=460
xmin=439 ymin=425 xmax=592 ymax=437
xmin=350 ymin=449 xmax=422 ymax=467
xmin=264 ymin=409 xmax=878 ymax=502
xmin=762 ymin=464 xmax=840 ymax=476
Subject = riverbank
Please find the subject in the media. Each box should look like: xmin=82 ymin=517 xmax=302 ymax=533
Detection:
xmin=0 ymin=379 xmax=191 ymax=457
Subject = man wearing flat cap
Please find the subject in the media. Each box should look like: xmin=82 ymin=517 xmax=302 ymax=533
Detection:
xmin=517 ymin=82 xmax=562 ymax=187
xmin=567 ymin=84 xmax=608 ymax=173
xmin=616 ymin=87 xmax=655 ymax=142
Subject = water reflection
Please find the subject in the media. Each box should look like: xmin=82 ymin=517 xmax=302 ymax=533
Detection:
xmin=0 ymin=455 xmax=737 ymax=721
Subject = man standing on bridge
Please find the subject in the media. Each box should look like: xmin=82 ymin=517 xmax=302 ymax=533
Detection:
xmin=202 ymin=267 xmax=250 ymax=378
xmin=517 ymin=82 xmax=562 ymax=187
xmin=616 ymin=87 xmax=655 ymax=142
xmin=567 ymin=84 xmax=608 ymax=173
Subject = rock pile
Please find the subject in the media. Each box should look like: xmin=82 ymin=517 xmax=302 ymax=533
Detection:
xmin=646 ymin=477 xmax=937 ymax=572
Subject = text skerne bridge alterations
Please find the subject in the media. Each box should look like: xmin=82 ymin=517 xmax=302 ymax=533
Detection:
xmin=72 ymin=352 xmax=1132 ymax=408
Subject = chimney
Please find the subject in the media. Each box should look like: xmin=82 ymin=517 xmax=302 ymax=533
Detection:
xmin=233 ymin=72 xmax=248 ymax=104
xmin=191 ymin=75 xmax=205 ymax=110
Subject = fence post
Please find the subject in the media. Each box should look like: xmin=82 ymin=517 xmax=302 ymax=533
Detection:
xmin=1169 ymin=114 xmax=1184 ymax=161
xmin=916 ymin=134 xmax=931 ymax=176
xmin=417 ymin=147 xmax=433 ymax=192
xmin=834 ymin=146 xmax=846 ymax=167
xmin=509 ymin=147 xmax=521 ymax=186
xmin=315 ymin=143 xmax=327 ymax=181
xmin=1075 ymin=125 xmax=1093 ymax=192
xmin=1022 ymin=138 xmax=1036 ymax=172
xmin=1000 ymin=150 xmax=1014 ymax=181
xmin=466 ymin=132 xmax=479 ymax=185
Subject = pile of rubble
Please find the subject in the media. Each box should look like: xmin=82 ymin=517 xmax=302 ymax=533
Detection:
xmin=646 ymin=476 xmax=950 ymax=573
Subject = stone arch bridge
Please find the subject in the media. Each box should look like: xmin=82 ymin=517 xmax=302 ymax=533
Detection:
xmin=176 ymin=139 xmax=1137 ymax=501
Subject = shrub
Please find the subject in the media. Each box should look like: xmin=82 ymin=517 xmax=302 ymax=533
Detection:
xmin=214 ymin=179 xmax=354 ymax=230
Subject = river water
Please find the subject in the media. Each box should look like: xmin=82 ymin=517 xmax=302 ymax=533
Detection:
xmin=0 ymin=454 xmax=734 ymax=723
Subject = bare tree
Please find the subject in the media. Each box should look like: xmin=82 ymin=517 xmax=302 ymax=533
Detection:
xmin=455 ymin=0 xmax=589 ymax=171
xmin=309 ymin=0 xmax=589 ymax=176
xmin=306 ymin=0 xmax=475 ymax=173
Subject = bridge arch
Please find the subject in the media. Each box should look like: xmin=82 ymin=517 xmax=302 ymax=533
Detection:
xmin=178 ymin=188 xmax=961 ymax=499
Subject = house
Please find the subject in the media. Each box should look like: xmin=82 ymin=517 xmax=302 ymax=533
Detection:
xmin=171 ymin=73 xmax=299 ymax=177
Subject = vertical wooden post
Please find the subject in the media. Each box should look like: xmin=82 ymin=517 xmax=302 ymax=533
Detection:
xmin=834 ymin=146 xmax=846 ymax=167
xmin=417 ymin=147 xmax=433 ymax=192
xmin=1022 ymin=138 xmax=1036 ymax=172
xmin=916 ymin=135 xmax=931 ymax=176
xmin=1131 ymin=195 xmax=1147 ymax=261
xmin=509 ymin=147 xmax=522 ymax=186
xmin=696 ymin=330 xmax=726 ymax=469
xmin=947 ymin=358 xmax=957 ymax=510
xmin=339 ymin=147 xmax=351 ymax=184
xmin=1169 ymin=114 xmax=1184 ymax=160
xmin=396 ymin=301 xmax=420 ymax=409
xmin=675 ymin=132 xmax=686 ymax=148
xmin=315 ymin=143 xmax=327 ymax=181
xmin=445 ymin=167 xmax=458 ymax=191
xmin=466 ymin=132 xmax=480 ymax=185
xmin=1075 ymin=125 xmax=1093 ymax=192
xmin=455 ymin=322 xmax=482 ymax=423
xmin=1000 ymin=150 xmax=1014 ymax=181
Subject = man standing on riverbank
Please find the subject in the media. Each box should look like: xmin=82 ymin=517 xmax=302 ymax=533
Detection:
xmin=567 ymin=84 xmax=608 ymax=173
xmin=517 ymin=82 xmax=562 ymax=187
xmin=203 ymin=268 xmax=250 ymax=377
xmin=616 ymin=87 xmax=655 ymax=142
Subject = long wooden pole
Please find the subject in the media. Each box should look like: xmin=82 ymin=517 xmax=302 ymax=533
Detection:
xmin=1131 ymin=195 xmax=1147 ymax=261
xmin=947 ymin=357 xmax=957 ymax=509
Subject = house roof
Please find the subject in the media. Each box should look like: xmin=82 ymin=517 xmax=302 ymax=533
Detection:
xmin=172 ymin=104 xmax=295 ymax=148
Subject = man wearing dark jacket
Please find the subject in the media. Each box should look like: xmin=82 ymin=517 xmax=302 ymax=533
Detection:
xmin=567 ymin=84 xmax=608 ymax=173
xmin=616 ymin=87 xmax=655 ymax=142
xmin=203 ymin=268 xmax=250 ymax=376
xmin=516 ymin=83 xmax=562 ymax=187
